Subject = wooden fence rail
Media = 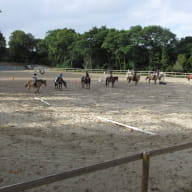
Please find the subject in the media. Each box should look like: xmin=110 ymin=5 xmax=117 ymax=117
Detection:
xmin=0 ymin=142 xmax=192 ymax=192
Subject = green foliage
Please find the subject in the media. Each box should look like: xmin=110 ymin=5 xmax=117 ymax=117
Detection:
xmin=173 ymin=54 xmax=186 ymax=72
xmin=45 ymin=28 xmax=78 ymax=65
xmin=185 ymin=55 xmax=192 ymax=72
xmin=0 ymin=31 xmax=6 ymax=61
xmin=161 ymin=47 xmax=170 ymax=70
xmin=2 ymin=25 xmax=192 ymax=71
xmin=9 ymin=30 xmax=35 ymax=62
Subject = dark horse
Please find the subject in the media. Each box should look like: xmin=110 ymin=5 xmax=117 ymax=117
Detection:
xmin=81 ymin=76 xmax=91 ymax=89
xmin=55 ymin=78 xmax=67 ymax=89
xmin=127 ymin=74 xmax=140 ymax=85
xmin=105 ymin=76 xmax=118 ymax=87
xmin=25 ymin=79 xmax=46 ymax=93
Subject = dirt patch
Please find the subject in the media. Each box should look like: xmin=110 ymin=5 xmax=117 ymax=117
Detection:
xmin=0 ymin=71 xmax=192 ymax=192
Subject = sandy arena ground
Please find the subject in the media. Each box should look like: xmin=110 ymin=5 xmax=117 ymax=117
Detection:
xmin=0 ymin=71 xmax=192 ymax=192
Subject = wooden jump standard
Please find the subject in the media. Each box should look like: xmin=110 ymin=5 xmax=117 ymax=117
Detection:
xmin=0 ymin=142 xmax=192 ymax=192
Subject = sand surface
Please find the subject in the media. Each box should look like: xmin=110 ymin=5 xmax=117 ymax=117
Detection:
xmin=0 ymin=71 xmax=192 ymax=192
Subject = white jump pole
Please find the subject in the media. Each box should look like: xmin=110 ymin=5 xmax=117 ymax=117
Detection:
xmin=34 ymin=97 xmax=51 ymax=106
xmin=97 ymin=116 xmax=156 ymax=135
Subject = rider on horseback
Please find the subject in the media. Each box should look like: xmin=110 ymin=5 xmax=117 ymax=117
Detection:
xmin=85 ymin=71 xmax=90 ymax=80
xmin=33 ymin=73 xmax=38 ymax=86
xmin=109 ymin=70 xmax=113 ymax=81
xmin=133 ymin=71 xmax=137 ymax=81
xmin=55 ymin=73 xmax=64 ymax=83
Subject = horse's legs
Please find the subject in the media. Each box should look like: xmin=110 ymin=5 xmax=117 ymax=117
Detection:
xmin=112 ymin=81 xmax=114 ymax=87
xmin=82 ymin=81 xmax=84 ymax=88
xmin=105 ymin=80 xmax=108 ymax=86
xmin=64 ymin=81 xmax=67 ymax=88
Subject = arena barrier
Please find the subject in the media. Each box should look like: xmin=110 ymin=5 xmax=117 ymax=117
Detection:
xmin=0 ymin=142 xmax=192 ymax=192
xmin=48 ymin=68 xmax=192 ymax=78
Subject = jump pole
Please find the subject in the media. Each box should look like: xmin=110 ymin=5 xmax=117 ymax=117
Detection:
xmin=34 ymin=97 xmax=51 ymax=106
xmin=97 ymin=116 xmax=156 ymax=135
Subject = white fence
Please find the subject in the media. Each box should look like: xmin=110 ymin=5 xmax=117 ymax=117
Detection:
xmin=48 ymin=68 xmax=191 ymax=78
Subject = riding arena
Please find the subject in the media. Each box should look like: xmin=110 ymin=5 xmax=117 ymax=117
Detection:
xmin=0 ymin=69 xmax=192 ymax=192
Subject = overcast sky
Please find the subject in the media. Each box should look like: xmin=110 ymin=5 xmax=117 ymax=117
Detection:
xmin=1 ymin=0 xmax=192 ymax=42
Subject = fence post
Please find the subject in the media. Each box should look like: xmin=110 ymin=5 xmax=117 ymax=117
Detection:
xmin=141 ymin=152 xmax=150 ymax=192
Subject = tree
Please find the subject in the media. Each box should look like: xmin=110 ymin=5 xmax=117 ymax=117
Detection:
xmin=45 ymin=28 xmax=78 ymax=66
xmin=9 ymin=30 xmax=35 ymax=62
xmin=0 ymin=31 xmax=6 ymax=60
xmin=140 ymin=26 xmax=176 ymax=70
xmin=185 ymin=55 xmax=192 ymax=72
xmin=173 ymin=54 xmax=186 ymax=72
xmin=176 ymin=36 xmax=192 ymax=57
xmin=34 ymin=39 xmax=49 ymax=65
xmin=102 ymin=29 xmax=121 ymax=69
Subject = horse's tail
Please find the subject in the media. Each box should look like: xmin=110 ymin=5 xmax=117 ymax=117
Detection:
xmin=63 ymin=81 xmax=67 ymax=88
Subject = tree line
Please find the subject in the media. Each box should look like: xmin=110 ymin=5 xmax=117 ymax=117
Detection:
xmin=1 ymin=25 xmax=192 ymax=72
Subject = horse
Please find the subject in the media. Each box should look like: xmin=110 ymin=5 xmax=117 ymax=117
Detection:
xmin=105 ymin=76 xmax=118 ymax=87
xmin=25 ymin=79 xmax=46 ymax=93
xmin=81 ymin=76 xmax=91 ymax=89
xmin=187 ymin=74 xmax=192 ymax=81
xmin=146 ymin=74 xmax=159 ymax=84
xmin=55 ymin=78 xmax=67 ymax=89
xmin=146 ymin=72 xmax=166 ymax=84
xmin=127 ymin=74 xmax=140 ymax=85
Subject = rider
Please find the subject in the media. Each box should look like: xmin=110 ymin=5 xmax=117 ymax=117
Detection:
xmin=109 ymin=70 xmax=113 ymax=81
xmin=133 ymin=70 xmax=137 ymax=81
xmin=55 ymin=73 xmax=63 ymax=82
xmin=152 ymin=69 xmax=157 ymax=79
xmin=85 ymin=71 xmax=90 ymax=79
xmin=156 ymin=69 xmax=160 ymax=77
xmin=33 ymin=73 xmax=38 ymax=86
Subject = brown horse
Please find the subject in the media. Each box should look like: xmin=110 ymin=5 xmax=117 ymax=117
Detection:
xmin=105 ymin=76 xmax=118 ymax=87
xmin=25 ymin=79 xmax=46 ymax=93
xmin=146 ymin=73 xmax=165 ymax=84
xmin=187 ymin=74 xmax=192 ymax=81
xmin=146 ymin=74 xmax=159 ymax=84
xmin=127 ymin=74 xmax=140 ymax=85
